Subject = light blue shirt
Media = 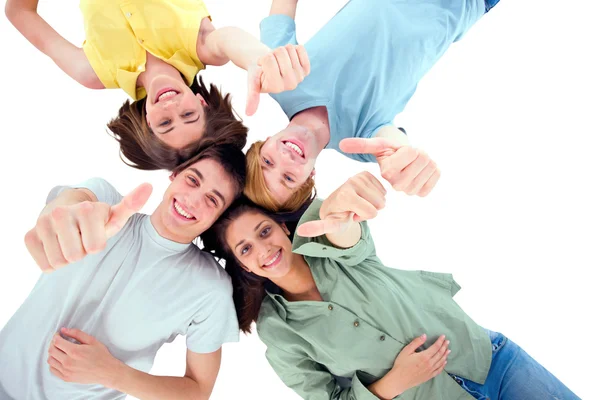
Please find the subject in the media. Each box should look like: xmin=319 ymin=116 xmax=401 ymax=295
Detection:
xmin=0 ymin=178 xmax=239 ymax=400
xmin=261 ymin=0 xmax=485 ymax=162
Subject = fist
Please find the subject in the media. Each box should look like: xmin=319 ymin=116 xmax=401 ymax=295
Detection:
xmin=24 ymin=183 xmax=152 ymax=272
xmin=297 ymin=171 xmax=386 ymax=237
xmin=246 ymin=44 xmax=310 ymax=116
xmin=340 ymin=137 xmax=441 ymax=197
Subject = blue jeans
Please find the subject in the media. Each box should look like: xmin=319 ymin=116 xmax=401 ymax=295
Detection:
xmin=485 ymin=0 xmax=500 ymax=12
xmin=451 ymin=330 xmax=580 ymax=400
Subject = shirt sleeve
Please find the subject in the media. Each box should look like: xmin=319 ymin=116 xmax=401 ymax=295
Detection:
xmin=292 ymin=199 xmax=376 ymax=266
xmin=46 ymin=177 xmax=123 ymax=206
xmin=261 ymin=337 xmax=379 ymax=400
xmin=185 ymin=278 xmax=240 ymax=353
xmin=260 ymin=14 xmax=298 ymax=48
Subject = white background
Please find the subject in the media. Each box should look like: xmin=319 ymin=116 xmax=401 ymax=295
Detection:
xmin=1 ymin=0 xmax=599 ymax=399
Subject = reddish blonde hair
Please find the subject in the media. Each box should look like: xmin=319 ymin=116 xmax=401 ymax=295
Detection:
xmin=244 ymin=140 xmax=315 ymax=212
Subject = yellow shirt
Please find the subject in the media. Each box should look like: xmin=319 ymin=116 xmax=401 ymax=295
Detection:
xmin=80 ymin=0 xmax=210 ymax=100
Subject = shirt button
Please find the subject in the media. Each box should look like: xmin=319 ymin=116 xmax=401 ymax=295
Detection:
xmin=380 ymin=335 xmax=386 ymax=341
xmin=322 ymin=247 xmax=327 ymax=251
xmin=353 ymin=321 xmax=360 ymax=327
xmin=125 ymin=12 xmax=132 ymax=18
xmin=138 ymin=38 xmax=144 ymax=44
xmin=328 ymin=305 xmax=333 ymax=311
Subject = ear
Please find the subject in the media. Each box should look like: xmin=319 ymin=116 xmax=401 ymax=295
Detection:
xmin=281 ymin=223 xmax=291 ymax=236
xmin=196 ymin=93 xmax=208 ymax=107
xmin=310 ymin=169 xmax=316 ymax=178
xmin=169 ymin=171 xmax=177 ymax=182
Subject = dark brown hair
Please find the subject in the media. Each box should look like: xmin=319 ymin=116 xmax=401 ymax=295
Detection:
xmin=175 ymin=144 xmax=247 ymax=199
xmin=107 ymin=75 xmax=248 ymax=171
xmin=201 ymin=199 xmax=289 ymax=333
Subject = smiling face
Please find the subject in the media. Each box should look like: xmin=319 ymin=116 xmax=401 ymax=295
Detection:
xmin=145 ymin=75 xmax=208 ymax=149
xmin=152 ymin=158 xmax=237 ymax=243
xmin=225 ymin=210 xmax=294 ymax=280
xmin=259 ymin=126 xmax=319 ymax=204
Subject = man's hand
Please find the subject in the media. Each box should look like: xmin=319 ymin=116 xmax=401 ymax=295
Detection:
xmin=340 ymin=137 xmax=440 ymax=197
xmin=48 ymin=328 xmax=124 ymax=387
xmin=246 ymin=44 xmax=310 ymax=116
xmin=25 ymin=183 xmax=152 ymax=272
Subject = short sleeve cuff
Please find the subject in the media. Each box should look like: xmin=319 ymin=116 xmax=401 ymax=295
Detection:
xmin=186 ymin=330 xmax=239 ymax=354
xmin=260 ymin=14 xmax=298 ymax=48
xmin=45 ymin=177 xmax=122 ymax=206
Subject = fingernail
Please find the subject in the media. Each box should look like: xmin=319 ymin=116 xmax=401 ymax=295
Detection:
xmin=446 ymin=340 xmax=450 ymax=345
xmin=447 ymin=350 xmax=451 ymax=354
xmin=421 ymin=334 xmax=426 ymax=339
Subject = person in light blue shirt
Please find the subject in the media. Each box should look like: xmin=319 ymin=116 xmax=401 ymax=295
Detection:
xmin=0 ymin=145 xmax=244 ymax=400
xmin=244 ymin=0 xmax=500 ymax=212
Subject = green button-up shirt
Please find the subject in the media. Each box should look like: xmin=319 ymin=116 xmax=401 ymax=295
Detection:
xmin=256 ymin=200 xmax=492 ymax=400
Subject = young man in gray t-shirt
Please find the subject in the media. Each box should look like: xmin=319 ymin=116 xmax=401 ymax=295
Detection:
xmin=0 ymin=146 xmax=245 ymax=400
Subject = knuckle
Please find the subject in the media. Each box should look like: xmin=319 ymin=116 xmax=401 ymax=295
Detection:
xmin=24 ymin=229 xmax=38 ymax=246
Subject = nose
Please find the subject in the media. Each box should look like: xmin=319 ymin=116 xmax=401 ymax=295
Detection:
xmin=258 ymin=243 xmax=274 ymax=264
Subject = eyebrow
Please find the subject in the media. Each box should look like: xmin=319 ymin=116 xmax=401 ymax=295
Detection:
xmin=189 ymin=167 xmax=226 ymax=206
xmin=157 ymin=115 xmax=200 ymax=134
xmin=234 ymin=220 xmax=268 ymax=251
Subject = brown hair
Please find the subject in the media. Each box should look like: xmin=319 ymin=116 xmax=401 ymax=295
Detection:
xmin=107 ymin=75 xmax=248 ymax=171
xmin=201 ymin=200 xmax=288 ymax=333
xmin=174 ymin=143 xmax=247 ymax=199
xmin=244 ymin=140 xmax=316 ymax=212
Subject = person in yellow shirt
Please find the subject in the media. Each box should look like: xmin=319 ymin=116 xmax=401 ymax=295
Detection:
xmin=5 ymin=0 xmax=310 ymax=170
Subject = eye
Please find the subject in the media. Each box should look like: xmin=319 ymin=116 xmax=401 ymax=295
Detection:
xmin=208 ymin=195 xmax=218 ymax=207
xmin=187 ymin=176 xmax=199 ymax=186
xmin=284 ymin=175 xmax=294 ymax=183
xmin=159 ymin=119 xmax=171 ymax=127
xmin=260 ymin=226 xmax=272 ymax=238
xmin=241 ymin=245 xmax=251 ymax=255
xmin=263 ymin=157 xmax=272 ymax=166
xmin=182 ymin=111 xmax=195 ymax=118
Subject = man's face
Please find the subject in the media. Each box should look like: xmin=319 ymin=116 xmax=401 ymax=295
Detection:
xmin=154 ymin=158 xmax=237 ymax=243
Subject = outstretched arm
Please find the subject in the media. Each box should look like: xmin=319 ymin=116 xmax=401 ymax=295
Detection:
xmin=5 ymin=0 xmax=103 ymax=89
xmin=196 ymin=17 xmax=309 ymax=115
xmin=270 ymin=0 xmax=299 ymax=18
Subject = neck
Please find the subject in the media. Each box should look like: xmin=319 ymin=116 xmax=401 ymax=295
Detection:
xmin=137 ymin=53 xmax=185 ymax=89
xmin=290 ymin=107 xmax=330 ymax=152
xmin=149 ymin=211 xmax=194 ymax=245
xmin=271 ymin=254 xmax=321 ymax=302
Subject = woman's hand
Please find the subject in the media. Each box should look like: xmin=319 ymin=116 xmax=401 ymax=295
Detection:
xmin=246 ymin=44 xmax=310 ymax=115
xmin=297 ymin=171 xmax=386 ymax=238
xmin=47 ymin=328 xmax=125 ymax=387
xmin=392 ymin=334 xmax=450 ymax=395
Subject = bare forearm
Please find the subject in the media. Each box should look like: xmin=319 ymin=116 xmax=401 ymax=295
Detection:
xmin=204 ymin=27 xmax=271 ymax=69
xmin=325 ymin=222 xmax=362 ymax=249
xmin=270 ymin=0 xmax=299 ymax=18
xmin=110 ymin=364 xmax=209 ymax=400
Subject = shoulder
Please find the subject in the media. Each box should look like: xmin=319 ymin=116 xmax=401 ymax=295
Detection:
xmin=183 ymin=249 xmax=233 ymax=294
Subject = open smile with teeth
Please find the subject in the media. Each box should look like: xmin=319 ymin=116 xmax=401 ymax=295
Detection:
xmin=283 ymin=141 xmax=304 ymax=158
xmin=263 ymin=249 xmax=282 ymax=268
xmin=173 ymin=200 xmax=195 ymax=220
xmin=157 ymin=90 xmax=179 ymax=102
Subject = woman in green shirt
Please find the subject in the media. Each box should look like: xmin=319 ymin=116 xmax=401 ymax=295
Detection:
xmin=202 ymin=172 xmax=579 ymax=400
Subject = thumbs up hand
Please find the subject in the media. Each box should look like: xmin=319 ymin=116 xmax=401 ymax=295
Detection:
xmin=340 ymin=137 xmax=441 ymax=197
xmin=246 ymin=44 xmax=310 ymax=116
xmin=297 ymin=172 xmax=386 ymax=238
xmin=25 ymin=183 xmax=152 ymax=273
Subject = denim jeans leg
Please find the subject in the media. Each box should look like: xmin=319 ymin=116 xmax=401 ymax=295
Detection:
xmin=453 ymin=330 xmax=581 ymax=400
xmin=484 ymin=0 xmax=501 ymax=13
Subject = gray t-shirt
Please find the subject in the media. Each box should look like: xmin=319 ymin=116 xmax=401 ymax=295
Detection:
xmin=0 ymin=178 xmax=239 ymax=400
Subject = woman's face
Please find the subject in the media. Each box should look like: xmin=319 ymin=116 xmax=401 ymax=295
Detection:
xmin=145 ymin=75 xmax=208 ymax=149
xmin=225 ymin=211 xmax=294 ymax=280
